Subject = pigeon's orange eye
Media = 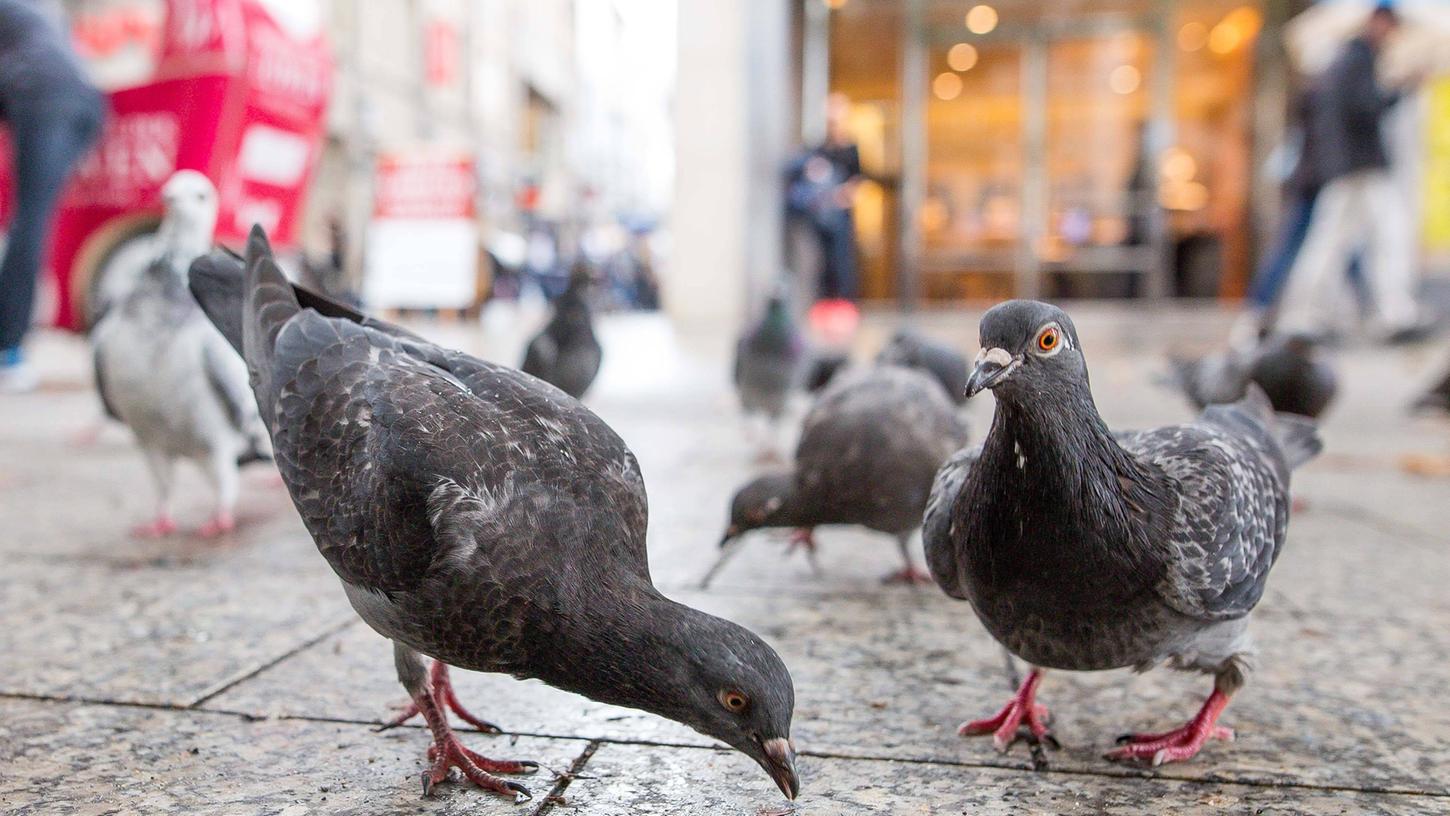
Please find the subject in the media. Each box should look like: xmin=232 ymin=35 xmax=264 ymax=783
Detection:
xmin=1036 ymin=327 xmax=1060 ymax=352
xmin=719 ymin=690 xmax=750 ymax=713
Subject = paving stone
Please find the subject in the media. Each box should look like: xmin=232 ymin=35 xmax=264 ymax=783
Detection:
xmin=0 ymin=698 xmax=583 ymax=815
xmin=558 ymin=742 xmax=1447 ymax=816
xmin=0 ymin=557 xmax=352 ymax=706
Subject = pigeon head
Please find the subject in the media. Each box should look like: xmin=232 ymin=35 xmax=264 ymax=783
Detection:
xmin=157 ymin=170 xmax=219 ymax=262
xmin=655 ymin=616 xmax=799 ymax=799
xmin=965 ymin=300 xmax=1087 ymax=401
xmin=719 ymin=472 xmax=798 ymax=546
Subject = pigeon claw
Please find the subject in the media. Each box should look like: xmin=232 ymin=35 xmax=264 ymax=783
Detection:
xmin=130 ymin=515 xmax=178 ymax=538
xmin=384 ymin=660 xmax=503 ymax=733
xmin=1104 ymin=688 xmax=1234 ymax=766
xmin=881 ymin=566 xmax=934 ymax=585
xmin=957 ymin=668 xmax=1054 ymax=753
xmin=197 ymin=512 xmax=236 ymax=538
xmin=421 ymin=733 xmax=537 ymax=802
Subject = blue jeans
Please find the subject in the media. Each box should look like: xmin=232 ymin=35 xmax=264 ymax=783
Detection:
xmin=1248 ymin=192 xmax=1317 ymax=310
xmin=0 ymin=101 xmax=104 ymax=352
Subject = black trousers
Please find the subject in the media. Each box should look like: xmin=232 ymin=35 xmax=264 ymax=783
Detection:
xmin=0 ymin=100 xmax=103 ymax=351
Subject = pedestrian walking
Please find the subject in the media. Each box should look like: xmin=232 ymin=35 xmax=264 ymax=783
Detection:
xmin=0 ymin=0 xmax=104 ymax=391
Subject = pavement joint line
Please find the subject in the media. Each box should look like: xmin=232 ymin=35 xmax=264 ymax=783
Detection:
xmin=532 ymin=739 xmax=601 ymax=816
xmin=1309 ymin=500 xmax=1443 ymax=548
xmin=185 ymin=615 xmax=359 ymax=709
xmin=4 ymin=693 xmax=1446 ymax=801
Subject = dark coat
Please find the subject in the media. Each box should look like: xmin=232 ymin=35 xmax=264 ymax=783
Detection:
xmin=1309 ymin=36 xmax=1400 ymax=183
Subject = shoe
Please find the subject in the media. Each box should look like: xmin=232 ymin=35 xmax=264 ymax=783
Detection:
xmin=0 ymin=349 xmax=37 ymax=393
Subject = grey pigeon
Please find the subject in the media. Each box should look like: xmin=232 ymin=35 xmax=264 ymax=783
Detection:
xmin=802 ymin=347 xmax=851 ymax=394
xmin=188 ymin=228 xmax=799 ymax=803
xmin=1410 ymin=355 xmax=1450 ymax=414
xmin=91 ymin=170 xmax=269 ymax=537
xmin=520 ymin=263 xmax=602 ymax=399
xmin=734 ymin=291 xmax=805 ymax=452
xmin=1172 ymin=333 xmax=1337 ymax=418
xmin=925 ymin=300 xmax=1320 ymax=766
xmin=722 ymin=364 xmax=969 ymax=583
xmin=877 ymin=328 xmax=969 ymax=405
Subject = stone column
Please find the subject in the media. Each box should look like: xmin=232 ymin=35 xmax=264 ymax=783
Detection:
xmin=669 ymin=0 xmax=793 ymax=332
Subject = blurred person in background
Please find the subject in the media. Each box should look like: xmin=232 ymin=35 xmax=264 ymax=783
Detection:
xmin=0 ymin=0 xmax=104 ymax=391
xmin=1276 ymin=4 xmax=1429 ymax=344
xmin=787 ymin=92 xmax=862 ymax=306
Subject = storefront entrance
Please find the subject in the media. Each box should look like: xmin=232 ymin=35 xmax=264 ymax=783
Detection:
xmin=820 ymin=0 xmax=1271 ymax=303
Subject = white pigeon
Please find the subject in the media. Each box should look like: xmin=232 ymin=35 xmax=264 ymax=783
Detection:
xmin=91 ymin=170 xmax=271 ymax=537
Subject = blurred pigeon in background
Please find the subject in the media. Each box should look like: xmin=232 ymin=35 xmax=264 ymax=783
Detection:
xmin=722 ymin=364 xmax=968 ymax=583
xmin=926 ymin=300 xmax=1320 ymax=765
xmin=802 ymin=346 xmax=851 ymax=394
xmin=521 ymin=262 xmax=602 ymax=399
xmin=90 ymin=171 xmax=269 ymax=537
xmin=877 ymin=328 xmax=969 ymax=405
xmin=1410 ymin=356 xmax=1450 ymax=414
xmin=1172 ymin=333 xmax=1336 ymax=418
xmin=734 ymin=289 xmax=805 ymax=455
xmin=187 ymin=228 xmax=800 ymax=803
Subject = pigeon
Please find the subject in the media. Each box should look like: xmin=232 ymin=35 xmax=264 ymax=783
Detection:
xmin=1172 ymin=333 xmax=1337 ymax=418
xmin=187 ymin=227 xmax=799 ymax=803
xmin=733 ymin=291 xmax=805 ymax=453
xmin=877 ymin=328 xmax=969 ymax=405
xmin=721 ymin=364 xmax=969 ymax=584
xmin=520 ymin=262 xmax=602 ymax=399
xmin=924 ymin=300 xmax=1321 ymax=765
xmin=1410 ymin=357 xmax=1450 ymax=414
xmin=90 ymin=170 xmax=269 ymax=537
xmin=803 ymin=347 xmax=851 ymax=394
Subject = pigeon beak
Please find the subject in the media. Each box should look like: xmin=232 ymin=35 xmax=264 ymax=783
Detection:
xmin=719 ymin=526 xmax=741 ymax=548
xmin=760 ymin=736 xmax=800 ymax=800
xmin=965 ymin=348 xmax=1020 ymax=399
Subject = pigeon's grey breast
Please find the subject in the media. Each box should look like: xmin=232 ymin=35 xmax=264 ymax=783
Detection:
xmin=794 ymin=365 xmax=968 ymax=533
xmin=92 ymin=270 xmax=263 ymax=459
xmin=735 ymin=329 xmax=802 ymax=416
xmin=263 ymin=310 xmax=648 ymax=673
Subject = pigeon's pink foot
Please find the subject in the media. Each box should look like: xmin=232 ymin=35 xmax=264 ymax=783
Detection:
xmin=1291 ymin=495 xmax=1310 ymax=514
xmin=1106 ymin=688 xmax=1234 ymax=766
xmin=422 ymin=730 xmax=537 ymax=801
xmin=130 ymin=515 xmax=178 ymax=538
xmin=785 ymin=527 xmax=816 ymax=555
xmin=381 ymin=660 xmax=501 ymax=733
xmin=197 ymin=512 xmax=236 ymax=538
xmin=958 ymin=668 xmax=1056 ymax=752
xmin=407 ymin=664 xmax=535 ymax=801
xmin=69 ymin=423 xmax=104 ymax=448
xmin=882 ymin=565 xmax=934 ymax=585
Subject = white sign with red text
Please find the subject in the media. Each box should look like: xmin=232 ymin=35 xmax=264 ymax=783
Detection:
xmin=364 ymin=151 xmax=478 ymax=309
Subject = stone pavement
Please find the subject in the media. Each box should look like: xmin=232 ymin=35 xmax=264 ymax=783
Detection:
xmin=2 ymin=303 xmax=1448 ymax=815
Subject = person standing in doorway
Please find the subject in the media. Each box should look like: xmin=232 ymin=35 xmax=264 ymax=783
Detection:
xmin=788 ymin=92 xmax=863 ymax=304
xmin=1276 ymin=4 xmax=1428 ymax=344
xmin=0 ymin=0 xmax=104 ymax=392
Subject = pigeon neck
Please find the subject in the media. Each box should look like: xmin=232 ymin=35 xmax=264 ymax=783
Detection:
xmin=534 ymin=588 xmax=712 ymax=716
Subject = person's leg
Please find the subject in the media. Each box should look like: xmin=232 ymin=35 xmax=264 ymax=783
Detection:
xmin=1361 ymin=170 xmax=1421 ymax=333
xmin=1233 ymin=192 xmax=1317 ymax=347
xmin=832 ymin=210 xmax=858 ymax=301
xmin=815 ymin=222 xmax=839 ymax=300
xmin=0 ymin=106 xmax=101 ymax=353
xmin=1275 ymin=175 xmax=1365 ymax=336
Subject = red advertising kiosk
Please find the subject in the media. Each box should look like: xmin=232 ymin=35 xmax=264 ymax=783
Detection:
xmin=0 ymin=0 xmax=331 ymax=330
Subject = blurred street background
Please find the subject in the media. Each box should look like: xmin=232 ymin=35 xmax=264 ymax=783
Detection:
xmin=4 ymin=1 xmax=1450 ymax=814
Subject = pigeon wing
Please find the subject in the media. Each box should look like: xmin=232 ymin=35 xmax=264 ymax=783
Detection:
xmin=923 ymin=443 xmax=981 ymax=600
xmin=1121 ymin=414 xmax=1289 ymax=621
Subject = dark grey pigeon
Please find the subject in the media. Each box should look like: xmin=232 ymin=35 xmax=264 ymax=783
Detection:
xmin=1173 ymin=333 xmax=1336 ymax=418
xmin=734 ymin=292 xmax=805 ymax=452
xmin=925 ymin=300 xmax=1320 ymax=766
xmin=520 ymin=265 xmax=602 ymax=399
xmin=722 ymin=364 xmax=969 ymax=583
xmin=802 ymin=347 xmax=851 ymax=394
xmin=1410 ymin=355 xmax=1450 ymax=414
xmin=188 ymin=228 xmax=799 ymax=804
xmin=877 ymin=328 xmax=969 ymax=405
